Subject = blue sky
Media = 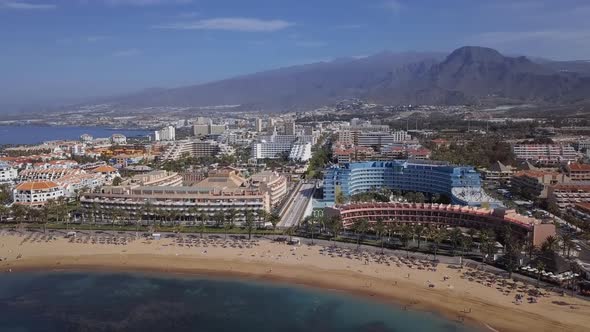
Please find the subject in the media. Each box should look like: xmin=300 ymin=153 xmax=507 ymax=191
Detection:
xmin=1 ymin=0 xmax=590 ymax=106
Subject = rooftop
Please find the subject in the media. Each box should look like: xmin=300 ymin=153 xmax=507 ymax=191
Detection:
xmin=16 ymin=181 xmax=59 ymax=191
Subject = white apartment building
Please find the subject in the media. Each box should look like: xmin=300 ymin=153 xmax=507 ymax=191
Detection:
xmin=13 ymin=181 xmax=65 ymax=206
xmin=155 ymin=125 xmax=176 ymax=141
xmin=255 ymin=118 xmax=264 ymax=132
xmin=193 ymin=123 xmax=226 ymax=136
xmin=111 ymin=134 xmax=127 ymax=144
xmin=512 ymin=144 xmax=578 ymax=165
xmin=161 ymin=140 xmax=235 ymax=161
xmin=0 ymin=163 xmax=17 ymax=183
xmin=289 ymin=143 xmax=312 ymax=162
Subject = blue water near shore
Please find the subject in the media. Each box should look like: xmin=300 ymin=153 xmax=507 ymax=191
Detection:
xmin=0 ymin=125 xmax=151 ymax=145
xmin=0 ymin=272 xmax=477 ymax=332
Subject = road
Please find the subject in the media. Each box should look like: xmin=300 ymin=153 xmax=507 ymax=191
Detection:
xmin=278 ymin=182 xmax=315 ymax=229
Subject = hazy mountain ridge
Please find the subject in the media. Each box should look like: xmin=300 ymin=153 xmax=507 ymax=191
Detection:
xmin=93 ymin=46 xmax=590 ymax=110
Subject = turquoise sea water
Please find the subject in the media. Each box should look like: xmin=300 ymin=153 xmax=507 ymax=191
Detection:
xmin=0 ymin=272 xmax=478 ymax=332
xmin=0 ymin=125 xmax=150 ymax=145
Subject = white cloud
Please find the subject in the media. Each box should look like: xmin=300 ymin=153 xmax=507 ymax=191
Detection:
xmin=98 ymin=0 xmax=191 ymax=5
xmin=475 ymin=30 xmax=590 ymax=45
xmin=112 ymin=48 xmax=141 ymax=57
xmin=161 ymin=17 xmax=293 ymax=32
xmin=155 ymin=17 xmax=293 ymax=32
xmin=0 ymin=1 xmax=56 ymax=10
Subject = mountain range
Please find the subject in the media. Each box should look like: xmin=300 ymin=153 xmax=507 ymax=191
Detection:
xmin=95 ymin=46 xmax=590 ymax=111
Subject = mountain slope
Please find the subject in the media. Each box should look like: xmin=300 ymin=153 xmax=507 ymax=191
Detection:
xmin=101 ymin=46 xmax=590 ymax=110
xmin=109 ymin=51 xmax=445 ymax=110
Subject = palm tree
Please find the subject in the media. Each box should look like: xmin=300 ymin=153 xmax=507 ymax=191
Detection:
xmin=374 ymin=219 xmax=386 ymax=254
xmin=541 ymin=235 xmax=559 ymax=253
xmin=244 ymin=210 xmax=255 ymax=240
xmin=431 ymin=227 xmax=447 ymax=261
xmin=414 ymin=224 xmax=426 ymax=250
xmin=479 ymin=229 xmax=496 ymax=264
xmin=224 ymin=209 xmax=237 ymax=239
xmin=11 ymin=204 xmax=26 ymax=229
xmin=213 ymin=211 xmax=225 ymax=228
xmin=199 ymin=212 xmax=208 ymax=238
xmin=327 ymin=215 xmax=342 ymax=245
xmin=459 ymin=235 xmax=473 ymax=268
xmin=560 ymin=233 xmax=574 ymax=258
xmin=269 ymin=212 xmax=281 ymax=231
xmin=400 ymin=224 xmax=413 ymax=257
xmin=302 ymin=216 xmax=317 ymax=244
xmin=352 ymin=218 xmax=369 ymax=250
xmin=449 ymin=228 xmax=463 ymax=256
xmin=502 ymin=226 xmax=522 ymax=279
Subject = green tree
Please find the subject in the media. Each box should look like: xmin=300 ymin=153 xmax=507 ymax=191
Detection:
xmin=352 ymin=218 xmax=369 ymax=250
xmin=244 ymin=210 xmax=255 ymax=240
xmin=449 ymin=228 xmax=463 ymax=256
xmin=431 ymin=228 xmax=447 ymax=261
xmin=374 ymin=219 xmax=386 ymax=253
xmin=413 ymin=224 xmax=426 ymax=250
xmin=269 ymin=212 xmax=281 ymax=231
xmin=327 ymin=215 xmax=342 ymax=244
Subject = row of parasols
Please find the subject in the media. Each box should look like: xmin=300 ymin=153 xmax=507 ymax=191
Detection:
xmin=519 ymin=266 xmax=580 ymax=281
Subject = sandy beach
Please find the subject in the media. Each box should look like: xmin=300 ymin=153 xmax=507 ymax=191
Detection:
xmin=1 ymin=231 xmax=589 ymax=332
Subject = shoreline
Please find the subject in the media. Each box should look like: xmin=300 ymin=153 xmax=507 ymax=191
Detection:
xmin=2 ymin=234 xmax=589 ymax=332
xmin=6 ymin=255 xmax=485 ymax=331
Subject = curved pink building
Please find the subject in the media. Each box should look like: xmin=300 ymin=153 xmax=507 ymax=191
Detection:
xmin=326 ymin=202 xmax=555 ymax=245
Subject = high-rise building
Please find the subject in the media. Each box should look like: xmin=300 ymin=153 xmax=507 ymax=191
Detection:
xmin=255 ymin=118 xmax=264 ymax=132
xmin=155 ymin=126 xmax=176 ymax=141
xmin=284 ymin=121 xmax=296 ymax=135
xmin=193 ymin=123 xmax=226 ymax=136
xmin=324 ymin=160 xmax=498 ymax=207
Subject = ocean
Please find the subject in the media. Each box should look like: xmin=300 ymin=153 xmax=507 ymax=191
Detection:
xmin=0 ymin=272 xmax=477 ymax=332
xmin=0 ymin=125 xmax=151 ymax=145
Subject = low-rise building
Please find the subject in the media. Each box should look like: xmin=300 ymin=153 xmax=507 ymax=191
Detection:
xmin=326 ymin=202 xmax=554 ymax=246
xmin=483 ymin=161 xmax=515 ymax=181
xmin=81 ymin=168 xmax=270 ymax=224
xmin=548 ymin=183 xmax=590 ymax=211
xmin=89 ymin=165 xmax=120 ymax=183
xmin=0 ymin=162 xmax=18 ymax=183
xmin=512 ymin=144 xmax=577 ymax=166
xmin=510 ymin=170 xmax=569 ymax=199
xmin=564 ymin=163 xmax=590 ymax=181
xmin=13 ymin=181 xmax=65 ymax=206
xmin=161 ymin=140 xmax=234 ymax=161
xmin=111 ymin=134 xmax=127 ymax=144
xmin=567 ymin=202 xmax=590 ymax=222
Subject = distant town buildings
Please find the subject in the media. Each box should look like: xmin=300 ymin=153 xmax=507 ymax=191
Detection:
xmin=160 ymin=139 xmax=235 ymax=161
xmin=512 ymin=144 xmax=578 ymax=166
xmin=154 ymin=125 xmax=176 ymax=141
xmin=110 ymin=134 xmax=127 ymax=145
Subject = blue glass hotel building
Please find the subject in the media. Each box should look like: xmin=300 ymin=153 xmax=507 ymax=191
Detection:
xmin=323 ymin=160 xmax=498 ymax=207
